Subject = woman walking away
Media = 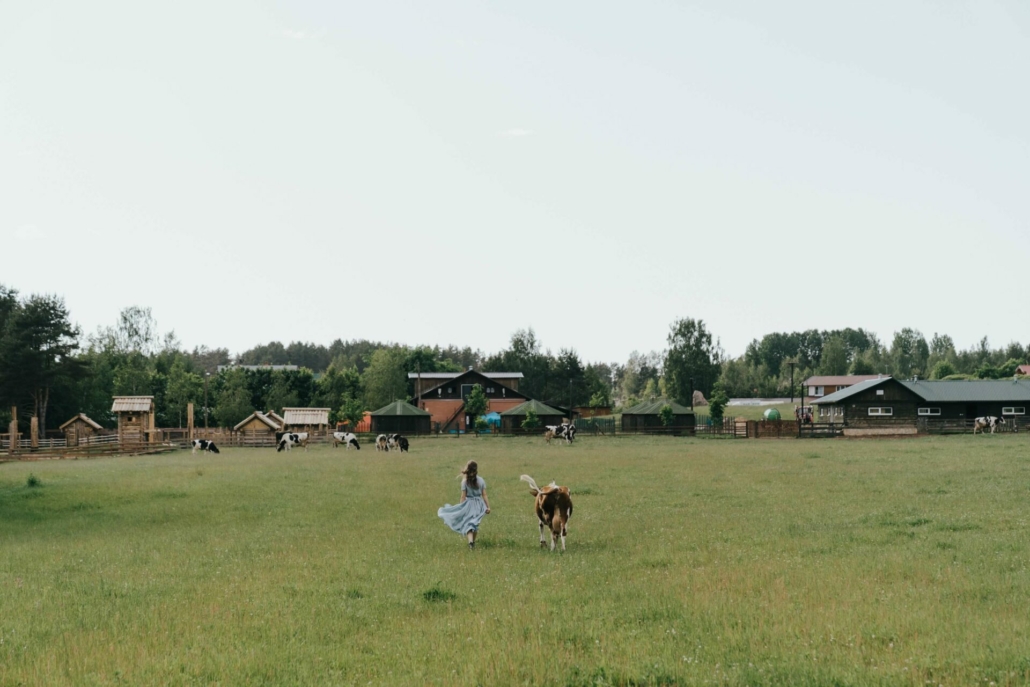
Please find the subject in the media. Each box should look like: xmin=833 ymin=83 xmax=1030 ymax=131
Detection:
xmin=438 ymin=460 xmax=491 ymax=549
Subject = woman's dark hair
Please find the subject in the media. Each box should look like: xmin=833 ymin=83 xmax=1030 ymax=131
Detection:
xmin=461 ymin=460 xmax=479 ymax=489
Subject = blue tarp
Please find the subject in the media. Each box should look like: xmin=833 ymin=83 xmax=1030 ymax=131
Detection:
xmin=483 ymin=412 xmax=501 ymax=427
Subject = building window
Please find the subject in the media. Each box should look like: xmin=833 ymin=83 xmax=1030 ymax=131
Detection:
xmin=868 ymin=407 xmax=893 ymax=416
xmin=811 ymin=386 xmax=824 ymax=397
xmin=876 ymin=390 xmax=884 ymax=396
xmin=918 ymin=407 xmax=941 ymax=416
xmin=486 ymin=387 xmax=495 ymax=393
xmin=1002 ymin=407 xmax=1026 ymax=416
xmin=834 ymin=406 xmax=843 ymax=416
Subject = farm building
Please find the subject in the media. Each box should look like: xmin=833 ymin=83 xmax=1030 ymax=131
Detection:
xmin=1017 ymin=365 xmax=1030 ymax=376
xmin=370 ymin=401 xmax=432 ymax=435
xmin=409 ymin=370 xmax=524 ymax=397
xmin=499 ymin=399 xmax=565 ymax=433
xmin=233 ymin=411 xmax=281 ymax=445
xmin=111 ymin=396 xmax=155 ymax=445
xmin=574 ymin=405 xmax=612 ymax=418
xmin=264 ymin=410 xmax=285 ymax=428
xmin=282 ymin=407 xmax=331 ymax=433
xmin=337 ymin=411 xmax=371 ymax=433
xmin=59 ymin=413 xmax=104 ymax=447
xmin=811 ymin=377 xmax=1030 ymax=435
xmin=621 ymin=400 xmax=695 ymax=433
xmin=803 ymin=375 xmax=885 ymax=403
xmin=412 ymin=369 xmax=528 ymax=433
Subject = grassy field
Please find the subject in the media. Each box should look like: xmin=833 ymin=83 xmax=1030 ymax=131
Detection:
xmin=3 ymin=435 xmax=1030 ymax=686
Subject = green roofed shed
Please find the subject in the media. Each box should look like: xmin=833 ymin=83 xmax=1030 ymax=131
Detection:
xmin=621 ymin=399 xmax=695 ymax=432
xmin=370 ymin=400 xmax=432 ymax=435
xmin=499 ymin=399 xmax=565 ymax=432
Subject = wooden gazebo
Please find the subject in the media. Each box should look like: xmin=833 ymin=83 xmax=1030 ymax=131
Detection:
xmin=111 ymin=396 xmax=155 ymax=445
xmin=620 ymin=399 xmax=695 ymax=433
xmin=370 ymin=400 xmax=432 ymax=435
xmin=499 ymin=399 xmax=565 ymax=433
xmin=59 ymin=413 xmax=104 ymax=447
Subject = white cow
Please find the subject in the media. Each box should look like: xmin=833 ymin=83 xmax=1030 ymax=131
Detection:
xmin=973 ymin=416 xmax=1005 ymax=434
xmin=276 ymin=431 xmax=309 ymax=452
xmin=332 ymin=432 xmax=360 ymax=449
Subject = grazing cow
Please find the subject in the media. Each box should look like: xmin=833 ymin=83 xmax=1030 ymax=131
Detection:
xmin=386 ymin=433 xmax=409 ymax=452
xmin=375 ymin=434 xmax=389 ymax=451
xmin=332 ymin=432 xmax=360 ymax=449
xmin=973 ymin=416 xmax=1006 ymax=434
xmin=276 ymin=431 xmax=309 ymax=452
xmin=519 ymin=474 xmax=573 ymax=552
xmin=191 ymin=439 xmax=220 ymax=454
xmin=545 ymin=422 xmax=577 ymax=445
xmin=544 ymin=429 xmax=555 ymax=444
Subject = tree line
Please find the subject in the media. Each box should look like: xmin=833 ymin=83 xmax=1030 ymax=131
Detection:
xmin=1 ymin=282 xmax=1026 ymax=432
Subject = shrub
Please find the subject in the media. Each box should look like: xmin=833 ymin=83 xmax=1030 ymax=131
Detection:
xmin=521 ymin=408 xmax=540 ymax=430
xmin=658 ymin=404 xmax=674 ymax=427
xmin=26 ymin=474 xmax=42 ymax=488
xmin=422 ymin=585 xmax=457 ymax=603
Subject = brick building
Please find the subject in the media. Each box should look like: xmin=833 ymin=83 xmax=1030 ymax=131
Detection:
xmin=411 ymin=369 xmax=526 ymax=433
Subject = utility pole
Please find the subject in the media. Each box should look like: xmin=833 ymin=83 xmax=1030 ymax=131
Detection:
xmin=788 ymin=361 xmax=797 ymax=405
xmin=204 ymin=372 xmax=210 ymax=429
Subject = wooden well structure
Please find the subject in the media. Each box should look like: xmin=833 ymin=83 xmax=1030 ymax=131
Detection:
xmin=111 ymin=396 xmax=155 ymax=445
xmin=233 ymin=411 xmax=282 ymax=446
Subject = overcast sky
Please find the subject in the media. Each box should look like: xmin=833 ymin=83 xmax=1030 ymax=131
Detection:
xmin=2 ymin=1 xmax=1027 ymax=363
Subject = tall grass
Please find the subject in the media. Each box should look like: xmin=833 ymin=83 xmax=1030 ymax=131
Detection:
xmin=2 ymin=435 xmax=1029 ymax=685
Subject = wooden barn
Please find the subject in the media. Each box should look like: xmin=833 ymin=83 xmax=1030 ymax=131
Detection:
xmin=282 ymin=407 xmax=331 ymax=433
xmin=812 ymin=377 xmax=1030 ymax=435
xmin=370 ymin=401 xmax=432 ymax=435
xmin=111 ymin=396 xmax=155 ymax=445
xmin=620 ymin=399 xmax=695 ymax=433
xmin=264 ymin=410 xmax=285 ymax=428
xmin=233 ymin=411 xmax=281 ymax=446
xmin=412 ymin=369 xmax=527 ymax=433
xmin=59 ymin=413 xmax=104 ymax=447
xmin=499 ymin=399 xmax=565 ymax=433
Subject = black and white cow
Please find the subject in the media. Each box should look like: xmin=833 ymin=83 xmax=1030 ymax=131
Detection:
xmin=387 ymin=434 xmax=409 ymax=452
xmin=545 ymin=422 xmax=577 ymax=445
xmin=973 ymin=416 xmax=1006 ymax=434
xmin=332 ymin=432 xmax=360 ymax=449
xmin=276 ymin=431 xmax=309 ymax=451
xmin=375 ymin=434 xmax=389 ymax=451
xmin=191 ymin=439 xmax=220 ymax=454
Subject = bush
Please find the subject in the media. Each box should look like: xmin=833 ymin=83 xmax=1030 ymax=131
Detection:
xmin=658 ymin=404 xmax=674 ymax=427
xmin=26 ymin=474 xmax=42 ymax=488
xmin=709 ymin=385 xmax=729 ymax=424
xmin=521 ymin=408 xmax=540 ymax=430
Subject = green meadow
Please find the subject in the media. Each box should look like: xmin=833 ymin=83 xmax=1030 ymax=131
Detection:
xmin=2 ymin=435 xmax=1030 ymax=686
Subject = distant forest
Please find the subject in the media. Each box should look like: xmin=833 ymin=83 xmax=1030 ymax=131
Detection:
xmin=1 ymin=282 xmax=1027 ymax=432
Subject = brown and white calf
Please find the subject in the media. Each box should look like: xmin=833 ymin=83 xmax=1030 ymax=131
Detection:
xmin=520 ymin=475 xmax=573 ymax=552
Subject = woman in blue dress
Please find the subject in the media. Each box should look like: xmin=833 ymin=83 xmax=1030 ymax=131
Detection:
xmin=438 ymin=460 xmax=491 ymax=549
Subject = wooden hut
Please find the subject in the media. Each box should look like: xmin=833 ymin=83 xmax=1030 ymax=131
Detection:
xmin=59 ymin=413 xmax=104 ymax=447
xmin=621 ymin=399 xmax=695 ymax=433
xmin=500 ymin=399 xmax=565 ymax=433
xmin=282 ymin=407 xmax=331 ymax=434
xmin=264 ymin=410 xmax=285 ymax=429
xmin=111 ymin=396 xmax=155 ymax=445
xmin=370 ymin=400 xmax=432 ymax=435
xmin=234 ymin=411 xmax=280 ymax=446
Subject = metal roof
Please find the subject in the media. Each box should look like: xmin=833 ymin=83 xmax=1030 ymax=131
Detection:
xmin=803 ymin=375 xmax=885 ymax=387
xmin=810 ymin=378 xmax=892 ymax=404
xmin=407 ymin=371 xmax=523 ymax=379
xmin=111 ymin=396 xmax=154 ymax=412
xmin=499 ymin=399 xmax=565 ymax=416
xmin=59 ymin=413 xmax=104 ymax=431
xmin=233 ymin=412 xmax=281 ymax=431
xmin=370 ymin=400 xmax=431 ymax=416
xmin=621 ymin=399 xmax=694 ymax=415
xmin=906 ymin=379 xmax=1030 ymax=403
xmin=812 ymin=378 xmax=1030 ymax=405
xmin=282 ymin=408 xmax=331 ymax=425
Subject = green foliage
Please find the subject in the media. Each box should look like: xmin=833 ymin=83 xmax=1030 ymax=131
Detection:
xmin=464 ymin=384 xmax=489 ymax=419
xmin=212 ymin=368 xmax=253 ymax=428
xmin=890 ymin=328 xmax=929 ymax=379
xmin=25 ymin=474 xmax=41 ymax=488
xmin=849 ymin=354 xmax=877 ymax=375
xmin=265 ymin=371 xmax=300 ymax=414
xmin=930 ymin=360 xmax=957 ymax=380
xmin=708 ymin=384 xmax=729 ymax=424
xmin=164 ymin=359 xmax=203 ymax=428
xmin=361 ymin=347 xmax=409 ymax=410
xmin=657 ymin=404 xmax=674 ymax=427
xmin=336 ymin=396 xmax=365 ymax=429
xmin=589 ymin=391 xmax=609 ymax=408
xmin=665 ymin=317 xmax=722 ymax=403
xmin=521 ymin=408 xmax=540 ymax=430
xmin=473 ymin=417 xmax=489 ymax=435
xmin=817 ymin=336 xmax=849 ymax=375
